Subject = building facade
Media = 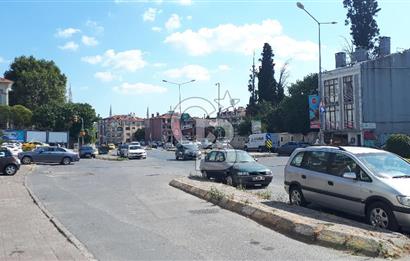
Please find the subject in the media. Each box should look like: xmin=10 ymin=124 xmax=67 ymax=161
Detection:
xmin=0 ymin=78 xmax=13 ymax=105
xmin=145 ymin=112 xmax=180 ymax=144
xmin=322 ymin=42 xmax=410 ymax=147
xmin=98 ymin=114 xmax=145 ymax=145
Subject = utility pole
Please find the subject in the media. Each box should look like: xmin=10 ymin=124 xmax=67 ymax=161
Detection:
xmin=215 ymin=82 xmax=221 ymax=117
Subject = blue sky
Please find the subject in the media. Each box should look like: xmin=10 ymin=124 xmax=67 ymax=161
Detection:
xmin=0 ymin=0 xmax=409 ymax=118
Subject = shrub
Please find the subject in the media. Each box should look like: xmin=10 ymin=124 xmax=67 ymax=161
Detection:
xmin=385 ymin=134 xmax=410 ymax=158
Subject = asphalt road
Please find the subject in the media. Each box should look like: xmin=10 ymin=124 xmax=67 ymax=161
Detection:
xmin=26 ymin=149 xmax=377 ymax=260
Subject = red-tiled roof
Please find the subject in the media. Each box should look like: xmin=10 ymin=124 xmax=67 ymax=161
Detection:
xmin=103 ymin=115 xmax=144 ymax=122
xmin=0 ymin=77 xmax=13 ymax=84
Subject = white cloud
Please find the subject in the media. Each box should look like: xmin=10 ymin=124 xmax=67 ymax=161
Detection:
xmin=59 ymin=41 xmax=79 ymax=51
xmin=82 ymin=49 xmax=146 ymax=72
xmin=165 ymin=14 xmax=181 ymax=31
xmin=55 ymin=28 xmax=81 ymax=38
xmin=179 ymin=0 xmax=192 ymax=5
xmin=86 ymin=20 xmax=104 ymax=35
xmin=164 ymin=19 xmax=318 ymax=61
xmin=0 ymin=56 xmax=5 ymax=64
xmin=103 ymin=49 xmax=146 ymax=72
xmin=94 ymin=71 xmax=115 ymax=82
xmin=164 ymin=65 xmax=209 ymax=81
xmin=81 ymin=55 xmax=103 ymax=64
xmin=82 ymin=35 xmax=99 ymax=46
xmin=113 ymin=82 xmax=167 ymax=95
xmin=153 ymin=62 xmax=167 ymax=68
xmin=218 ymin=64 xmax=230 ymax=71
xmin=152 ymin=26 xmax=162 ymax=32
xmin=143 ymin=8 xmax=161 ymax=22
xmin=186 ymin=15 xmax=192 ymax=20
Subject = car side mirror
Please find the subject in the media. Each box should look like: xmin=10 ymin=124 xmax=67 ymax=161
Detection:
xmin=343 ymin=172 xmax=357 ymax=180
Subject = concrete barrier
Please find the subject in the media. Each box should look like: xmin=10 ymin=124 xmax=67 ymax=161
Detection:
xmin=169 ymin=177 xmax=410 ymax=258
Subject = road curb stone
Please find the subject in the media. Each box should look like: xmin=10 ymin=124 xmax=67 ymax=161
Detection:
xmin=24 ymin=166 xmax=97 ymax=261
xmin=169 ymin=177 xmax=410 ymax=258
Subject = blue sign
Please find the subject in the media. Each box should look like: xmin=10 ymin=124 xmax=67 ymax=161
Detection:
xmin=265 ymin=133 xmax=272 ymax=140
xmin=1 ymin=130 xmax=25 ymax=142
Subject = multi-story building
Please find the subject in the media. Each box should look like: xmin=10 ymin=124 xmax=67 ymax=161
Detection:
xmin=98 ymin=114 xmax=144 ymax=145
xmin=218 ymin=106 xmax=247 ymax=135
xmin=0 ymin=77 xmax=13 ymax=106
xmin=321 ymin=37 xmax=410 ymax=147
xmin=145 ymin=112 xmax=180 ymax=144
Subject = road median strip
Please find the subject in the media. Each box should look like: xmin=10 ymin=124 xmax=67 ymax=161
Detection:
xmin=170 ymin=177 xmax=410 ymax=258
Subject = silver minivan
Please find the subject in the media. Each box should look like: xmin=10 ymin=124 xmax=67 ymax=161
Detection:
xmin=285 ymin=146 xmax=410 ymax=231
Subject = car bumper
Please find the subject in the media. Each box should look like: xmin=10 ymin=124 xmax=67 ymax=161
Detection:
xmin=393 ymin=209 xmax=410 ymax=229
xmin=234 ymin=175 xmax=273 ymax=187
xmin=128 ymin=154 xmax=147 ymax=159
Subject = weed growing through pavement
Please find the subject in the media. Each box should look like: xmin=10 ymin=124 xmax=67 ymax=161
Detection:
xmin=236 ymin=185 xmax=246 ymax=191
xmin=209 ymin=186 xmax=225 ymax=201
xmin=256 ymin=189 xmax=272 ymax=200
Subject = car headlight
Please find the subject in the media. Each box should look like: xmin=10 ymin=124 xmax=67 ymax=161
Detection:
xmin=237 ymin=171 xmax=249 ymax=176
xmin=266 ymin=170 xmax=272 ymax=175
xmin=397 ymin=196 xmax=410 ymax=207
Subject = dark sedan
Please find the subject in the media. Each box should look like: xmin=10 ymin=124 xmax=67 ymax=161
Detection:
xmin=277 ymin=142 xmax=310 ymax=156
xmin=0 ymin=148 xmax=20 ymax=175
xmin=199 ymin=149 xmax=272 ymax=188
xmin=79 ymin=146 xmax=96 ymax=158
xmin=175 ymin=143 xmax=202 ymax=160
xmin=19 ymin=146 xmax=80 ymax=165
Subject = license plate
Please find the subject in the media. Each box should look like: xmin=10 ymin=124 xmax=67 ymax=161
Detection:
xmin=253 ymin=176 xmax=265 ymax=181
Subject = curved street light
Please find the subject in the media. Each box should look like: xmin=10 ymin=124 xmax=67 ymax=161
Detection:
xmin=162 ymin=79 xmax=196 ymax=114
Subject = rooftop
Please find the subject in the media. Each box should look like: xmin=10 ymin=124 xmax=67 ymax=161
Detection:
xmin=0 ymin=77 xmax=13 ymax=84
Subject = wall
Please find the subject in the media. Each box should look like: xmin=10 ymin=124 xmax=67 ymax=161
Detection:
xmin=361 ymin=50 xmax=410 ymax=135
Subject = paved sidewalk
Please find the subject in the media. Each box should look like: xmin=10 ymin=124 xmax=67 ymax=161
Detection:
xmin=0 ymin=166 xmax=85 ymax=260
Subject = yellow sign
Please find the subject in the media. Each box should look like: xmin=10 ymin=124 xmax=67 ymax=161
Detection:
xmin=266 ymin=140 xmax=273 ymax=149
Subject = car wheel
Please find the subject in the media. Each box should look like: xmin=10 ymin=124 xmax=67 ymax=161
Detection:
xmin=226 ymin=176 xmax=236 ymax=187
xmin=62 ymin=157 xmax=71 ymax=165
xmin=367 ymin=202 xmax=399 ymax=231
xmin=289 ymin=186 xmax=307 ymax=207
xmin=4 ymin=164 xmax=17 ymax=175
xmin=22 ymin=156 xmax=32 ymax=165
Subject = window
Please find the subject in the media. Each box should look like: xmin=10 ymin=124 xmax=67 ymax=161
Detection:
xmin=303 ymin=151 xmax=329 ymax=173
xmin=328 ymin=153 xmax=357 ymax=176
xmin=343 ymin=76 xmax=354 ymax=129
xmin=56 ymin=148 xmax=66 ymax=152
xmin=324 ymin=79 xmax=339 ymax=130
xmin=126 ymin=127 xmax=130 ymax=130
xmin=291 ymin=152 xmax=304 ymax=167
xmin=206 ymin=151 xmax=217 ymax=162
xmin=216 ymin=152 xmax=225 ymax=162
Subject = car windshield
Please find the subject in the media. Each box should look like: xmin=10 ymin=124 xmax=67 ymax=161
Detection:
xmin=183 ymin=145 xmax=198 ymax=150
xmin=357 ymin=152 xmax=410 ymax=178
xmin=129 ymin=146 xmax=141 ymax=150
xmin=226 ymin=151 xmax=255 ymax=163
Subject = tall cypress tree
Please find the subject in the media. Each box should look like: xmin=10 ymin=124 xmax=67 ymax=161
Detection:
xmin=343 ymin=0 xmax=381 ymax=50
xmin=257 ymin=43 xmax=282 ymax=106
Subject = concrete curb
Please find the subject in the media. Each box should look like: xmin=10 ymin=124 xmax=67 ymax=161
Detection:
xmin=95 ymin=155 xmax=127 ymax=161
xmin=24 ymin=166 xmax=97 ymax=261
xmin=170 ymin=178 xmax=410 ymax=258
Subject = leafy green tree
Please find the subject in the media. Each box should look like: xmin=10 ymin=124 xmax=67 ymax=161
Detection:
xmin=385 ymin=134 xmax=410 ymax=158
xmin=0 ymin=105 xmax=11 ymax=129
xmin=343 ymin=0 xmax=381 ymax=50
xmin=280 ymin=74 xmax=318 ymax=134
xmin=238 ymin=119 xmax=252 ymax=136
xmin=4 ymin=56 xmax=67 ymax=111
xmin=10 ymin=105 xmax=32 ymax=129
xmin=257 ymin=43 xmax=283 ymax=106
xmin=133 ymin=128 xmax=145 ymax=141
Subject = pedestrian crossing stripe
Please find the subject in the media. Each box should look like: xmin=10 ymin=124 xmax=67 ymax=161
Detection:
xmin=265 ymin=140 xmax=273 ymax=148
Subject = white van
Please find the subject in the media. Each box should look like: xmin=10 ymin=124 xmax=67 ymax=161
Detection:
xmin=244 ymin=133 xmax=279 ymax=152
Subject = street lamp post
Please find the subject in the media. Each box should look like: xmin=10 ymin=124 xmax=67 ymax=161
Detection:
xmin=297 ymin=2 xmax=337 ymax=145
xmin=162 ymin=79 xmax=196 ymax=115
xmin=215 ymin=82 xmax=221 ymax=117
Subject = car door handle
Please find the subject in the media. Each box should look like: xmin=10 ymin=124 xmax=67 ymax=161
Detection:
xmin=328 ymin=181 xmax=334 ymax=186
xmin=301 ymin=175 xmax=306 ymax=179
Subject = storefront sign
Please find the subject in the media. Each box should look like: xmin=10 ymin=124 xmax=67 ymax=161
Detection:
xmin=361 ymin=122 xmax=376 ymax=129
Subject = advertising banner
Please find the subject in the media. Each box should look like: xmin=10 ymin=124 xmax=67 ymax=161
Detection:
xmin=309 ymin=95 xmax=320 ymax=129
xmin=1 ymin=130 xmax=25 ymax=142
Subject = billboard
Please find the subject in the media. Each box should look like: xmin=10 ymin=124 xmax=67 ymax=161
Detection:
xmin=48 ymin=132 xmax=68 ymax=143
xmin=26 ymin=131 xmax=47 ymax=143
xmin=1 ymin=130 xmax=25 ymax=142
xmin=309 ymin=95 xmax=320 ymax=129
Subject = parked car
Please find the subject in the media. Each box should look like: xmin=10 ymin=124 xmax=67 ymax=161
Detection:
xmin=22 ymin=141 xmax=48 ymax=151
xmin=98 ymin=145 xmax=109 ymax=155
xmin=118 ymin=144 xmax=129 ymax=157
xmin=163 ymin=142 xmax=175 ymax=150
xmin=285 ymin=146 xmax=410 ymax=232
xmin=19 ymin=146 xmax=80 ymax=165
xmin=212 ymin=139 xmax=232 ymax=149
xmin=1 ymin=144 xmax=22 ymax=157
xmin=175 ymin=143 xmax=201 ymax=160
xmin=79 ymin=146 xmax=96 ymax=158
xmin=0 ymin=148 xmax=20 ymax=175
xmin=125 ymin=145 xmax=147 ymax=159
xmin=199 ymin=149 xmax=272 ymax=188
xmin=107 ymin=143 xmax=116 ymax=150
xmin=277 ymin=142 xmax=310 ymax=156
xmin=199 ymin=138 xmax=213 ymax=149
